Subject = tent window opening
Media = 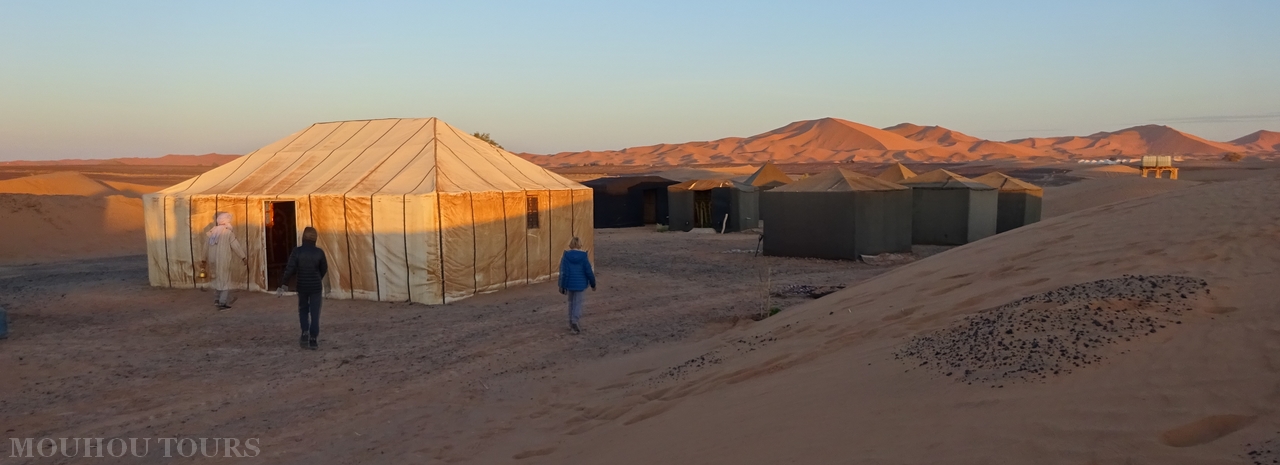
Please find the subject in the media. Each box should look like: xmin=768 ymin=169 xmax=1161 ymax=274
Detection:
xmin=526 ymin=196 xmax=540 ymax=229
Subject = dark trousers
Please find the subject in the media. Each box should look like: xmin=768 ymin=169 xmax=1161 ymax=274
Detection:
xmin=298 ymin=292 xmax=323 ymax=338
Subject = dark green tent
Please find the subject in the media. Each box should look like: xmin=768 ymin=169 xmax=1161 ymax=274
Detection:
xmin=761 ymin=168 xmax=912 ymax=260
xmin=974 ymin=172 xmax=1043 ymax=233
xmin=581 ymin=176 xmax=679 ymax=228
xmin=898 ymin=169 xmax=998 ymax=245
xmin=667 ymin=180 xmax=759 ymax=232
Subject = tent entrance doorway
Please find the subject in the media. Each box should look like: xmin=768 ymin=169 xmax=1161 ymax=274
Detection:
xmin=265 ymin=201 xmax=297 ymax=290
xmin=642 ymin=189 xmax=658 ymax=224
xmin=693 ymin=191 xmax=713 ymax=228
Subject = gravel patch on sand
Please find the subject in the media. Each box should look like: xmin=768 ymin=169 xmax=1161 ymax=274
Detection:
xmin=895 ymin=275 xmax=1208 ymax=384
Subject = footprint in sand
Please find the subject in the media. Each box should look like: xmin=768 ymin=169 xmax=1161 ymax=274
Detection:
xmin=1159 ymin=414 xmax=1256 ymax=447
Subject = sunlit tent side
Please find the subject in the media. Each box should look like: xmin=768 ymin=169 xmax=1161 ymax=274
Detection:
xmin=142 ymin=118 xmax=593 ymax=304
xmin=667 ymin=180 xmax=759 ymax=232
xmin=974 ymin=172 xmax=1043 ymax=233
xmin=761 ymin=168 xmax=912 ymax=260
xmin=581 ymin=176 xmax=679 ymax=228
xmin=876 ymin=162 xmax=917 ymax=183
xmin=743 ymin=162 xmax=793 ymax=190
xmin=898 ymin=169 xmax=997 ymax=245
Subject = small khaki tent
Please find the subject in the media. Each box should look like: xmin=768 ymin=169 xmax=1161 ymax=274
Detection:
xmin=974 ymin=172 xmax=1043 ymax=233
xmin=743 ymin=162 xmax=792 ymax=189
xmin=143 ymin=118 xmax=593 ymax=304
xmin=876 ymin=163 xmax=917 ymax=182
xmin=761 ymin=168 xmax=912 ymax=260
xmin=667 ymin=180 xmax=759 ymax=232
xmin=898 ymin=169 xmax=997 ymax=245
xmin=582 ymin=176 xmax=679 ymax=228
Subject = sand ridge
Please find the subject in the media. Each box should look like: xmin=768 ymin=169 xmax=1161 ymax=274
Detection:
xmin=521 ymin=119 xmax=1273 ymax=167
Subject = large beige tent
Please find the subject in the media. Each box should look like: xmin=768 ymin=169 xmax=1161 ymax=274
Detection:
xmin=143 ymin=118 xmax=593 ymax=304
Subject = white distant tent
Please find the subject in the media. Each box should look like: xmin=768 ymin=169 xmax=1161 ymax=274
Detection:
xmin=143 ymin=118 xmax=593 ymax=304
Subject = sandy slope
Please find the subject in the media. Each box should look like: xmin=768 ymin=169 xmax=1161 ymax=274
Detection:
xmin=1231 ymin=130 xmax=1280 ymax=152
xmin=0 ymin=153 xmax=239 ymax=166
xmin=475 ymin=169 xmax=1280 ymax=464
xmin=0 ymin=194 xmax=145 ymax=264
xmin=0 ymin=172 xmax=121 ymax=196
xmin=1042 ymin=177 xmax=1200 ymax=218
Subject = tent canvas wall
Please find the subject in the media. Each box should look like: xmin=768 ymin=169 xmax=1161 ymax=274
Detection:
xmin=581 ymin=176 xmax=679 ymax=228
xmin=974 ymin=172 xmax=1043 ymax=233
xmin=761 ymin=168 xmax=912 ymax=260
xmin=898 ymin=169 xmax=997 ymax=245
xmin=143 ymin=118 xmax=593 ymax=304
xmin=667 ymin=180 xmax=759 ymax=232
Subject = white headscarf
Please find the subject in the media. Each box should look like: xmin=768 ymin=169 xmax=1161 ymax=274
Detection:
xmin=207 ymin=212 xmax=233 ymax=246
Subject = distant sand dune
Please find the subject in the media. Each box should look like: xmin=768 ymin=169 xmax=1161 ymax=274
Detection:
xmin=0 ymin=194 xmax=144 ymax=264
xmin=0 ymin=172 xmax=120 ymax=196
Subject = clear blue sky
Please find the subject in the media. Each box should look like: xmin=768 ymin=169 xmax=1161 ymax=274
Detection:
xmin=2 ymin=0 xmax=1277 ymax=160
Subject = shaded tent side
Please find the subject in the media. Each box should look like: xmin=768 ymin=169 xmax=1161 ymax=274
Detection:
xmin=899 ymin=169 xmax=998 ymax=245
xmin=973 ymin=172 xmax=1044 ymax=233
xmin=582 ymin=176 xmax=679 ymax=228
xmin=761 ymin=190 xmax=912 ymax=259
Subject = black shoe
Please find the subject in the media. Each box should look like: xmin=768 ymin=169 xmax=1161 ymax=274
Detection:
xmin=308 ymin=337 xmax=318 ymax=350
xmin=300 ymin=333 xmax=309 ymax=349
xmin=570 ymin=323 xmax=581 ymax=335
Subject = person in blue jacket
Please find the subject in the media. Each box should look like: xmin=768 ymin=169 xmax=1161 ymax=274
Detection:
xmin=558 ymin=237 xmax=596 ymax=334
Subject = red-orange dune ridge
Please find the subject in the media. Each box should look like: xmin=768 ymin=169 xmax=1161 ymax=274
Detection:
xmin=523 ymin=119 xmax=1273 ymax=167
xmin=1010 ymin=125 xmax=1241 ymax=157
xmin=1231 ymin=130 xmax=1280 ymax=152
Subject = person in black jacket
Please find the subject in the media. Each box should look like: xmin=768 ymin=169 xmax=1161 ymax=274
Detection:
xmin=280 ymin=227 xmax=328 ymax=350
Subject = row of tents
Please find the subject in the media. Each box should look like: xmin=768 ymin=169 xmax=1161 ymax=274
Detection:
xmin=584 ymin=163 xmax=1043 ymax=259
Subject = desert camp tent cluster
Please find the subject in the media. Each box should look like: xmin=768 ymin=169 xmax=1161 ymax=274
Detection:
xmin=762 ymin=164 xmax=1042 ymax=259
xmin=142 ymin=118 xmax=593 ymax=304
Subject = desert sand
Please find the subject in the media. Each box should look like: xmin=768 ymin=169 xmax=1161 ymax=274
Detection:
xmin=0 ymin=171 xmax=165 ymax=264
xmin=467 ymin=165 xmax=1280 ymax=464
xmin=1 ymin=160 xmax=1278 ymax=464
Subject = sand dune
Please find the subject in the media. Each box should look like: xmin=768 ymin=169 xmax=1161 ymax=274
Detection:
xmin=0 ymin=172 xmax=121 ymax=196
xmin=100 ymin=180 xmax=164 ymax=195
xmin=1042 ymin=176 xmax=1200 ymax=217
xmin=0 ymin=153 xmax=239 ymax=167
xmin=1231 ymin=130 xmax=1280 ymax=152
xmin=1012 ymin=125 xmax=1244 ymax=157
xmin=523 ymin=119 xmax=1268 ymax=167
xmin=488 ymin=169 xmax=1280 ymax=464
xmin=0 ymin=194 xmax=145 ymax=264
